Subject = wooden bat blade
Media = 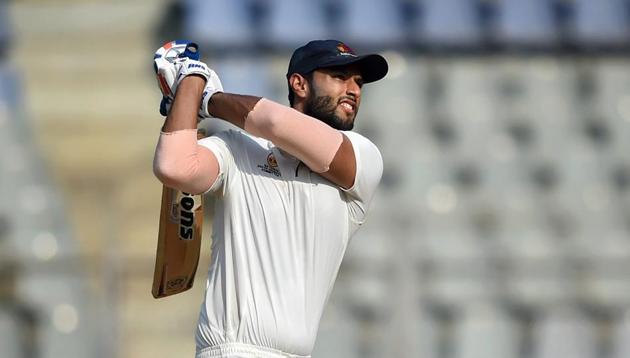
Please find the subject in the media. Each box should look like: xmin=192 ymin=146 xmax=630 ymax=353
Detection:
xmin=152 ymin=186 xmax=203 ymax=298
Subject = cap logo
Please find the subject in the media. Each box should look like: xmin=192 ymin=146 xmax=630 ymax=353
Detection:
xmin=336 ymin=43 xmax=356 ymax=57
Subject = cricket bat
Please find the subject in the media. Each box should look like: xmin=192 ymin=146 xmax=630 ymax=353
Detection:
xmin=151 ymin=40 xmax=217 ymax=298
xmin=152 ymin=187 xmax=204 ymax=298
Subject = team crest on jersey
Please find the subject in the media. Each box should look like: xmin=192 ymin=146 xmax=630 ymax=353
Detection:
xmin=257 ymin=153 xmax=281 ymax=177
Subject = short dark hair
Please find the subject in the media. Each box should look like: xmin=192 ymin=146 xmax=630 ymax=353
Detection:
xmin=287 ymin=72 xmax=313 ymax=107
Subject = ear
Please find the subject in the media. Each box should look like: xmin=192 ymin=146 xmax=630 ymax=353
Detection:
xmin=289 ymin=73 xmax=309 ymax=101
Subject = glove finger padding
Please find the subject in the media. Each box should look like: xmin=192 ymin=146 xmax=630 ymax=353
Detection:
xmin=154 ymin=40 xmax=201 ymax=115
xmin=155 ymin=57 xmax=178 ymax=99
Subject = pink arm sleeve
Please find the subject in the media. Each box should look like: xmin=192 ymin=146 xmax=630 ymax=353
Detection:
xmin=244 ymin=98 xmax=343 ymax=173
xmin=153 ymin=129 xmax=219 ymax=194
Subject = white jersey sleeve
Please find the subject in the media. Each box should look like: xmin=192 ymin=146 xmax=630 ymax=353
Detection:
xmin=197 ymin=130 xmax=237 ymax=196
xmin=341 ymin=131 xmax=383 ymax=226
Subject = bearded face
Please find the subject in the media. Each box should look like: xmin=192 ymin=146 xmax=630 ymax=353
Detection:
xmin=303 ymin=93 xmax=356 ymax=131
xmin=301 ymin=66 xmax=363 ymax=131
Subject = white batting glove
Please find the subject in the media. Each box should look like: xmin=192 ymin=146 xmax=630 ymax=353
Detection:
xmin=157 ymin=58 xmax=211 ymax=99
xmin=199 ymin=69 xmax=224 ymax=120
xmin=158 ymin=60 xmax=223 ymax=120
xmin=175 ymin=58 xmax=212 ymax=85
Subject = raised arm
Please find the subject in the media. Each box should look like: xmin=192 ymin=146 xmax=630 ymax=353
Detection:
xmin=153 ymin=76 xmax=221 ymax=194
xmin=207 ymin=93 xmax=357 ymax=189
xmin=154 ymin=58 xmax=358 ymax=193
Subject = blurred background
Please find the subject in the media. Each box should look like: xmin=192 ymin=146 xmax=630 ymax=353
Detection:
xmin=3 ymin=0 xmax=630 ymax=357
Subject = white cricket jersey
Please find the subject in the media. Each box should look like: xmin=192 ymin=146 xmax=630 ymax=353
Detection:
xmin=195 ymin=129 xmax=383 ymax=357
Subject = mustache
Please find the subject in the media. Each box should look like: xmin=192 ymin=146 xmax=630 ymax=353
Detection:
xmin=337 ymin=95 xmax=357 ymax=105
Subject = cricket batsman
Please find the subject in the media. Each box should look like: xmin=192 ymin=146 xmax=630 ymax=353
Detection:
xmin=153 ymin=39 xmax=388 ymax=357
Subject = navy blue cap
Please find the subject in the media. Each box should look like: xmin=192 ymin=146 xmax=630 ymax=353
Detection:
xmin=287 ymin=40 xmax=388 ymax=83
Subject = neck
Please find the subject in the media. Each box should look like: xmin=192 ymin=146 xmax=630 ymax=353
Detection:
xmin=292 ymin=101 xmax=306 ymax=114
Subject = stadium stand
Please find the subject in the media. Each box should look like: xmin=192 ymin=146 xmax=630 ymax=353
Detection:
xmin=612 ymin=314 xmax=630 ymax=358
xmin=7 ymin=0 xmax=630 ymax=357
xmin=0 ymin=49 xmax=97 ymax=358
xmin=491 ymin=0 xmax=559 ymax=49
xmin=569 ymin=0 xmax=630 ymax=50
xmin=412 ymin=0 xmax=484 ymax=49
xmin=0 ymin=0 xmax=9 ymax=60
xmin=452 ymin=304 xmax=520 ymax=358
xmin=532 ymin=307 xmax=598 ymax=358
xmin=183 ymin=0 xmax=255 ymax=50
xmin=259 ymin=0 xmax=331 ymax=49
xmin=0 ymin=307 xmax=22 ymax=358
xmin=335 ymin=0 xmax=405 ymax=49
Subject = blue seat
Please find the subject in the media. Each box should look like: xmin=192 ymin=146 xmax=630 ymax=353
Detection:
xmin=412 ymin=0 xmax=483 ymax=48
xmin=492 ymin=0 xmax=558 ymax=48
xmin=570 ymin=0 xmax=630 ymax=48
xmin=260 ymin=0 xmax=330 ymax=49
xmin=335 ymin=0 xmax=404 ymax=48
xmin=183 ymin=0 xmax=253 ymax=49
xmin=213 ymin=57 xmax=272 ymax=97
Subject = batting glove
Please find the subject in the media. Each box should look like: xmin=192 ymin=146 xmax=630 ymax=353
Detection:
xmin=158 ymin=60 xmax=224 ymax=119
xmin=198 ymin=68 xmax=224 ymax=120
xmin=153 ymin=40 xmax=223 ymax=119
xmin=154 ymin=40 xmax=200 ymax=104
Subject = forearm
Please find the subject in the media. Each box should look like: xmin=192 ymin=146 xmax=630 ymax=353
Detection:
xmin=154 ymin=76 xmax=220 ymax=194
xmin=207 ymin=92 xmax=262 ymax=129
xmin=162 ymin=76 xmax=206 ymax=132
xmin=207 ymin=94 xmax=343 ymax=173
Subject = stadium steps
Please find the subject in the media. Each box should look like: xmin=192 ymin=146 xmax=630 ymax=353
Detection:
xmin=10 ymin=2 xmax=211 ymax=357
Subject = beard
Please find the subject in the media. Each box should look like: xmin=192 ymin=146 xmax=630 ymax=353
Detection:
xmin=303 ymin=93 xmax=355 ymax=131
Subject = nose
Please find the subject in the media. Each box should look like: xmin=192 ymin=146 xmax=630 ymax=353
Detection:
xmin=346 ymin=78 xmax=361 ymax=99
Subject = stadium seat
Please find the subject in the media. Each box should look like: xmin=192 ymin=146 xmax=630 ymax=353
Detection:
xmin=183 ymin=0 xmax=254 ymax=50
xmin=213 ymin=57 xmax=272 ymax=97
xmin=491 ymin=0 xmax=559 ymax=48
xmin=611 ymin=314 xmax=630 ymax=358
xmin=0 ymin=308 xmax=20 ymax=358
xmin=588 ymin=62 xmax=630 ymax=156
xmin=574 ymin=229 xmax=630 ymax=309
xmin=452 ymin=304 xmax=520 ymax=358
xmin=415 ymin=310 xmax=439 ymax=358
xmin=570 ymin=0 xmax=630 ymax=49
xmin=421 ymin=227 xmax=499 ymax=307
xmin=422 ymin=227 xmax=487 ymax=264
xmin=260 ymin=0 xmax=330 ymax=49
xmin=335 ymin=0 xmax=404 ymax=48
xmin=413 ymin=0 xmax=483 ymax=48
xmin=0 ymin=65 xmax=22 ymax=112
xmin=0 ymin=1 xmax=10 ymax=60
xmin=357 ymin=56 xmax=427 ymax=136
xmin=312 ymin=301 xmax=361 ymax=358
xmin=532 ymin=308 xmax=597 ymax=358
xmin=345 ymin=225 xmax=396 ymax=267
xmin=436 ymin=61 xmax=497 ymax=155
xmin=500 ymin=229 xmax=576 ymax=309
